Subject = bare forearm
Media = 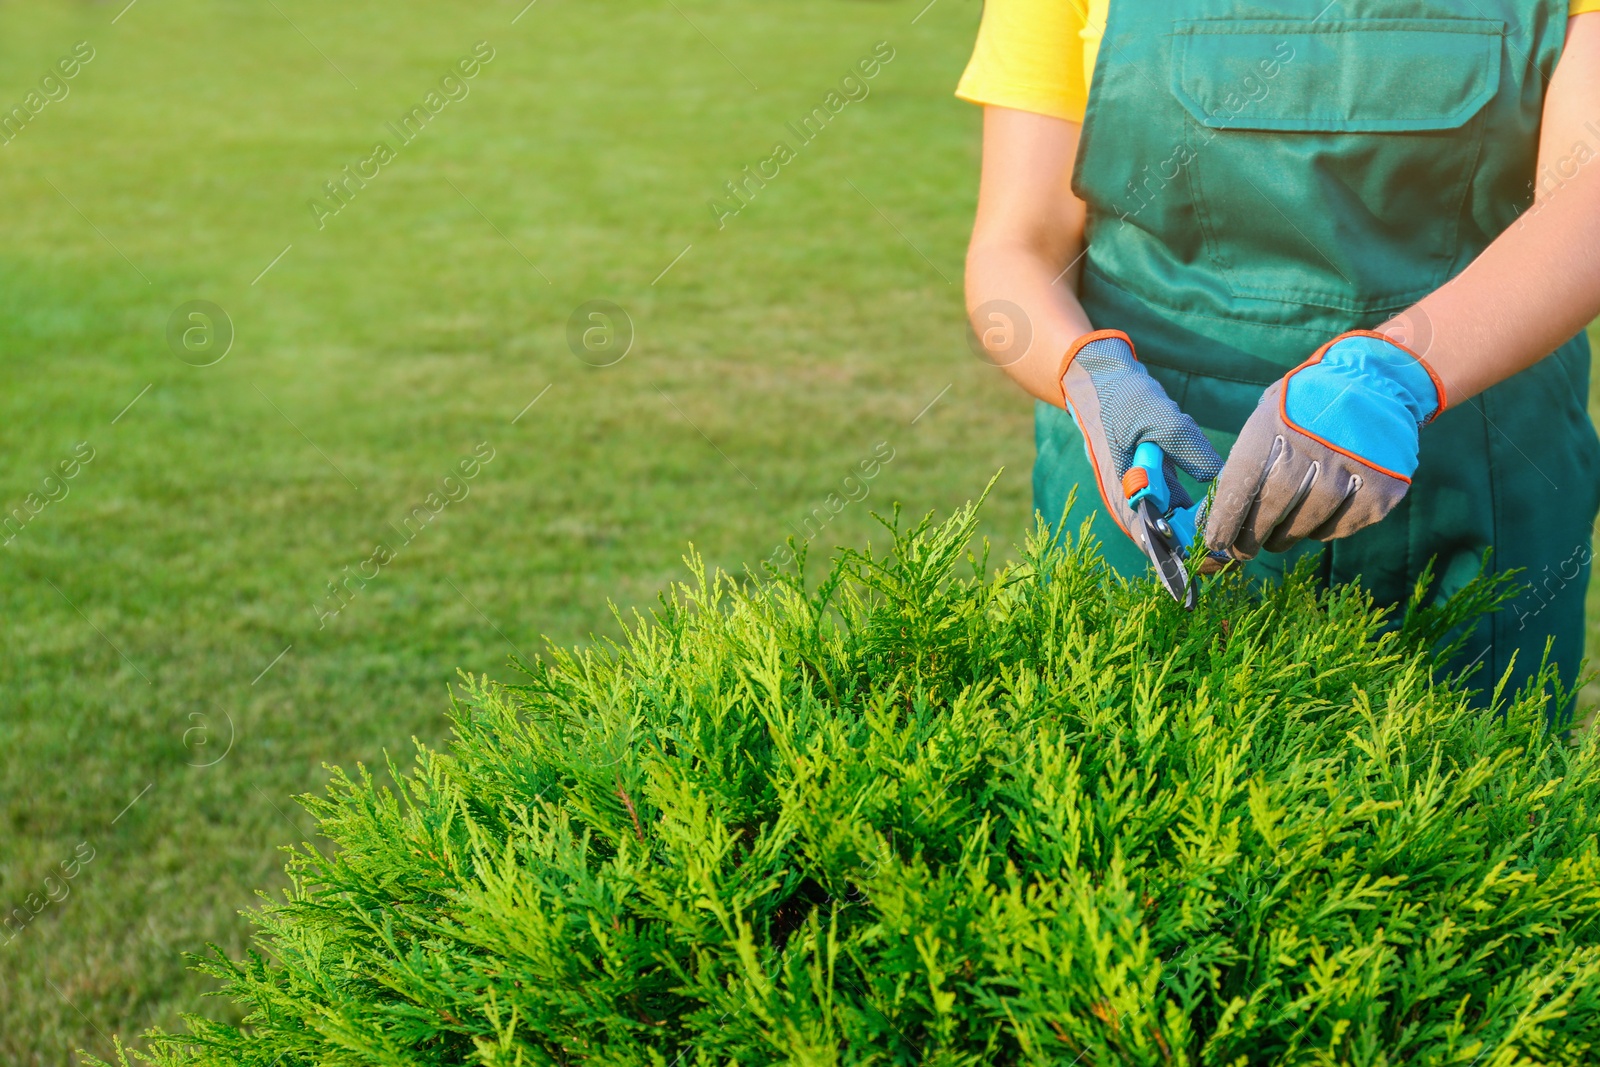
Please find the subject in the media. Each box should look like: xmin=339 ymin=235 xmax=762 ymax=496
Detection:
xmin=1379 ymin=14 xmax=1600 ymax=404
xmin=965 ymin=107 xmax=1094 ymax=407
xmin=1381 ymin=164 xmax=1600 ymax=403
xmin=965 ymin=241 xmax=1093 ymax=406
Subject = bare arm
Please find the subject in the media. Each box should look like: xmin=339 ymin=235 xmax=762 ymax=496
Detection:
xmin=1380 ymin=14 xmax=1600 ymax=403
xmin=964 ymin=106 xmax=1093 ymax=407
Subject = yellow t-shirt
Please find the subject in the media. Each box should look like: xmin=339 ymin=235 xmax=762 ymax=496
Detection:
xmin=956 ymin=0 xmax=1600 ymax=123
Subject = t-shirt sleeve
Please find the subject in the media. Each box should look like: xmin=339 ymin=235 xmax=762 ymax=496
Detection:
xmin=955 ymin=0 xmax=1089 ymax=123
xmin=1573 ymin=1 xmax=1600 ymax=15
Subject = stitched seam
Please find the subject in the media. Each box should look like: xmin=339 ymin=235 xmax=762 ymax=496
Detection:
xmin=1225 ymin=277 xmax=1443 ymax=311
xmin=1082 ymin=262 xmax=1335 ymax=341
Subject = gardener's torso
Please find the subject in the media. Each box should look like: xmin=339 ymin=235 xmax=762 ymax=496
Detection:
xmin=1071 ymin=0 xmax=1563 ymax=405
xmin=1034 ymin=0 xmax=1600 ymax=699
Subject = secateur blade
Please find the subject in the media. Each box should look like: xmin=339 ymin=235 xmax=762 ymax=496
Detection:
xmin=1133 ymin=498 xmax=1197 ymax=610
xmin=1123 ymin=441 xmax=1199 ymax=611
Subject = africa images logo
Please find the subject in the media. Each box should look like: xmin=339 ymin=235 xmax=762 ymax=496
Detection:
xmin=708 ymin=41 xmax=896 ymax=229
xmin=307 ymin=42 xmax=496 ymax=229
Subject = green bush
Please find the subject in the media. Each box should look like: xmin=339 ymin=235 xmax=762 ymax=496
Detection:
xmin=100 ymin=497 xmax=1600 ymax=1066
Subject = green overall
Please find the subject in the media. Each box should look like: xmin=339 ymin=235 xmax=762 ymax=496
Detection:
xmin=1037 ymin=0 xmax=1600 ymax=702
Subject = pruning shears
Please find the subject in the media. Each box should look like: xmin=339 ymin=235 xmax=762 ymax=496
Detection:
xmin=1121 ymin=440 xmax=1204 ymax=610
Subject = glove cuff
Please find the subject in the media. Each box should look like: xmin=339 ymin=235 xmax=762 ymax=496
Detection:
xmin=1320 ymin=329 xmax=1447 ymax=424
xmin=1059 ymin=329 xmax=1134 ymax=380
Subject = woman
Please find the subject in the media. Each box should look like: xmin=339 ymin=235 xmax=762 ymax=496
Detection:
xmin=962 ymin=0 xmax=1600 ymax=706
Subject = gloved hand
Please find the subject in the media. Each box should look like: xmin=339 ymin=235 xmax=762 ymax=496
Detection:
xmin=1204 ymin=330 xmax=1445 ymax=559
xmin=1059 ymin=329 xmax=1224 ymax=539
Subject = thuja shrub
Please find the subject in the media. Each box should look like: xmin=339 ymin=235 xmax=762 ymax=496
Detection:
xmin=102 ymin=498 xmax=1600 ymax=1067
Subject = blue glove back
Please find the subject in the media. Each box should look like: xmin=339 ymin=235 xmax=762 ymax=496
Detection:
xmin=1281 ymin=332 xmax=1442 ymax=479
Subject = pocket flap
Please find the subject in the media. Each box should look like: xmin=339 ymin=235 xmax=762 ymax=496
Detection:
xmin=1171 ymin=18 xmax=1503 ymax=133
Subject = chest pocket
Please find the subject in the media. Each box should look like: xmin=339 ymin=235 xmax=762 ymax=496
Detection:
xmin=1171 ymin=18 xmax=1502 ymax=313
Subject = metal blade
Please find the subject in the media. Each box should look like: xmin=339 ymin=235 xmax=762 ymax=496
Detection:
xmin=1135 ymin=500 xmax=1195 ymax=610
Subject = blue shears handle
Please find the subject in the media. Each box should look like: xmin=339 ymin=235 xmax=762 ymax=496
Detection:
xmin=1126 ymin=441 xmax=1200 ymax=550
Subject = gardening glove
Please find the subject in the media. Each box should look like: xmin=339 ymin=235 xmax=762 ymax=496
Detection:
xmin=1204 ymin=330 xmax=1445 ymax=559
xmin=1059 ymin=329 xmax=1224 ymax=540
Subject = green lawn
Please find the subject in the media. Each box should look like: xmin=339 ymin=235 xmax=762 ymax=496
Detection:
xmin=0 ymin=2 xmax=1025 ymax=1061
xmin=0 ymin=2 xmax=1595 ymax=1063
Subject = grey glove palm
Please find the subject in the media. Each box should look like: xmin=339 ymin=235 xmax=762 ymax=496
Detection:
xmin=1059 ymin=330 xmax=1224 ymax=539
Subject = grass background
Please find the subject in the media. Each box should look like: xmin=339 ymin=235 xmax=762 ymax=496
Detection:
xmin=0 ymin=1 xmax=1594 ymax=1063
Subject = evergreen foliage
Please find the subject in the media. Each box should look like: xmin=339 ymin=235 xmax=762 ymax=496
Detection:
xmin=98 ymin=499 xmax=1600 ymax=1066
